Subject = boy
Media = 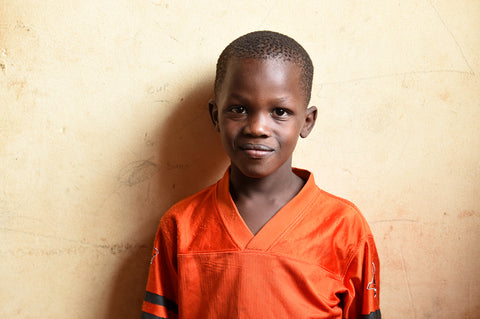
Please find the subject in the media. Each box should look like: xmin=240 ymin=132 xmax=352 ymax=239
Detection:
xmin=141 ymin=31 xmax=381 ymax=318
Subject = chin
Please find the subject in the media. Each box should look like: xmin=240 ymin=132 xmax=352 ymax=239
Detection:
xmin=240 ymin=170 xmax=270 ymax=179
xmin=233 ymin=162 xmax=278 ymax=179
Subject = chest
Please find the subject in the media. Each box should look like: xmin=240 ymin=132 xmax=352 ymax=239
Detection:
xmin=235 ymin=197 xmax=287 ymax=235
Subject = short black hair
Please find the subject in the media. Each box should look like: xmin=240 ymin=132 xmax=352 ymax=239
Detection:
xmin=214 ymin=30 xmax=314 ymax=104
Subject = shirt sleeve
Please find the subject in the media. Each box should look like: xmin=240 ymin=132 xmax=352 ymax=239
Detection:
xmin=141 ymin=221 xmax=178 ymax=319
xmin=342 ymin=235 xmax=381 ymax=319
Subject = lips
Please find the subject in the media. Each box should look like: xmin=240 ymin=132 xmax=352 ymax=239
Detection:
xmin=238 ymin=143 xmax=275 ymax=159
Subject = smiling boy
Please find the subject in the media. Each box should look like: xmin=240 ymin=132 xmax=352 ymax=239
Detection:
xmin=141 ymin=31 xmax=381 ymax=318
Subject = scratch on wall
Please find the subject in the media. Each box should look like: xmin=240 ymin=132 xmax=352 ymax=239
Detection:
xmin=257 ymin=0 xmax=276 ymax=28
xmin=317 ymin=69 xmax=475 ymax=87
xmin=370 ymin=218 xmax=417 ymax=224
xmin=401 ymin=250 xmax=417 ymax=319
xmin=0 ymin=227 xmax=148 ymax=256
xmin=428 ymin=0 xmax=475 ymax=75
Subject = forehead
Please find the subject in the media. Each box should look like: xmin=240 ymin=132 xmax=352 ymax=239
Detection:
xmin=218 ymin=57 xmax=303 ymax=98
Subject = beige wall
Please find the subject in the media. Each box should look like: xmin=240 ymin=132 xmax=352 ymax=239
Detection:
xmin=1 ymin=1 xmax=479 ymax=318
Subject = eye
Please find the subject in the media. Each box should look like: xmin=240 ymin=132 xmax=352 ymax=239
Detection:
xmin=230 ymin=105 xmax=246 ymax=114
xmin=272 ymin=107 xmax=289 ymax=117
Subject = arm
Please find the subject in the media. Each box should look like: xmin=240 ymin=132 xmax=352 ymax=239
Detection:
xmin=342 ymin=235 xmax=381 ymax=319
xmin=141 ymin=223 xmax=178 ymax=319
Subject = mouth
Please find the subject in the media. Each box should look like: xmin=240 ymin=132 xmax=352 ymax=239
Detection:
xmin=238 ymin=143 xmax=275 ymax=159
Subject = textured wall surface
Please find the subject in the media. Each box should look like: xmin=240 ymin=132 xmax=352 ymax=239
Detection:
xmin=1 ymin=1 xmax=479 ymax=318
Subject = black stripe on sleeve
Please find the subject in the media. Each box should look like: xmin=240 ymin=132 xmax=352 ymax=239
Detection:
xmin=141 ymin=311 xmax=167 ymax=319
xmin=362 ymin=309 xmax=381 ymax=319
xmin=144 ymin=291 xmax=179 ymax=314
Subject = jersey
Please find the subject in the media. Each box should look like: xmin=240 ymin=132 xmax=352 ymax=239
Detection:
xmin=141 ymin=168 xmax=381 ymax=319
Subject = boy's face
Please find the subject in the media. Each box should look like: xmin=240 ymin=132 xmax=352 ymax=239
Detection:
xmin=210 ymin=58 xmax=317 ymax=179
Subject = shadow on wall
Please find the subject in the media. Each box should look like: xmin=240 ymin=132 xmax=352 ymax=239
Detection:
xmin=105 ymin=80 xmax=229 ymax=319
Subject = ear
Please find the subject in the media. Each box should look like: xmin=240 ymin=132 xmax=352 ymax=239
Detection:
xmin=208 ymin=99 xmax=220 ymax=132
xmin=300 ymin=106 xmax=317 ymax=138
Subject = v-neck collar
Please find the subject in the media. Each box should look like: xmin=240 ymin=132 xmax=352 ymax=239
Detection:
xmin=215 ymin=167 xmax=320 ymax=251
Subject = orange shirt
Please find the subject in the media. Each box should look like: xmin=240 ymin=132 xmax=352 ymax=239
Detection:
xmin=142 ymin=168 xmax=381 ymax=318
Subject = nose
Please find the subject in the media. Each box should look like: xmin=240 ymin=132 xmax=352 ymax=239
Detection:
xmin=243 ymin=112 xmax=270 ymax=137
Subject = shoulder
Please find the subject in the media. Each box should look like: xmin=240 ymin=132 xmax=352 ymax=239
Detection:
xmin=160 ymin=182 xmax=217 ymax=228
xmin=155 ymin=171 xmax=238 ymax=252
xmin=316 ymin=188 xmax=372 ymax=236
xmin=292 ymin=167 xmax=372 ymax=237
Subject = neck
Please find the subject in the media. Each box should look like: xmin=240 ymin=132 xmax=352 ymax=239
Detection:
xmin=229 ymin=160 xmax=303 ymax=200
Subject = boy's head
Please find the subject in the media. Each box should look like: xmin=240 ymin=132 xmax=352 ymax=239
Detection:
xmin=214 ymin=30 xmax=314 ymax=105
xmin=210 ymin=31 xmax=317 ymax=179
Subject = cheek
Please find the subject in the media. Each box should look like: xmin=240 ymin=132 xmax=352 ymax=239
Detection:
xmin=279 ymin=125 xmax=302 ymax=144
xmin=219 ymin=122 xmax=238 ymax=144
xmin=284 ymin=136 xmax=300 ymax=151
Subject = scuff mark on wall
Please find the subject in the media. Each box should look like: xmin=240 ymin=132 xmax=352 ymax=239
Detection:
xmin=457 ymin=210 xmax=477 ymax=219
xmin=117 ymin=159 xmax=158 ymax=187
